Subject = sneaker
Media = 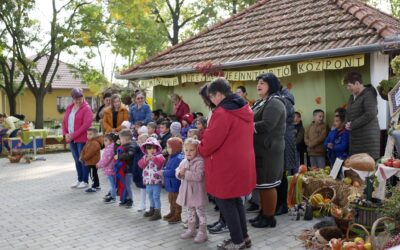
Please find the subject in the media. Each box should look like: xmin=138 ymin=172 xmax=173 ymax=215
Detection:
xmin=70 ymin=181 xmax=80 ymax=188
xmin=246 ymin=203 xmax=260 ymax=213
xmin=104 ymin=197 xmax=115 ymax=203
xmin=207 ymin=220 xmax=220 ymax=229
xmin=125 ymin=199 xmax=133 ymax=208
xmin=76 ymin=182 xmax=88 ymax=189
xmin=85 ymin=187 xmax=97 ymax=193
xmin=103 ymin=193 xmax=111 ymax=200
xmin=209 ymin=222 xmax=229 ymax=234
xmin=119 ymin=200 xmax=127 ymax=206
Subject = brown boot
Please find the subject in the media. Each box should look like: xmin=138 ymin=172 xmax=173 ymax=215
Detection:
xmin=168 ymin=194 xmax=182 ymax=224
xmin=149 ymin=209 xmax=161 ymax=221
xmin=144 ymin=207 xmax=154 ymax=218
xmin=163 ymin=193 xmax=174 ymax=221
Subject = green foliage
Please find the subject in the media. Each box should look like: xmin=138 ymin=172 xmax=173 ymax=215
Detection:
xmin=380 ymin=186 xmax=400 ymax=222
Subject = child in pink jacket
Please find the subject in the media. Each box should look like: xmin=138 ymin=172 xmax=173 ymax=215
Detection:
xmin=138 ymin=137 xmax=165 ymax=221
xmin=176 ymin=138 xmax=208 ymax=243
xmin=96 ymin=133 xmax=117 ymax=203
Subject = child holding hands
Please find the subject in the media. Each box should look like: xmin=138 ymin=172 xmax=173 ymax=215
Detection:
xmin=138 ymin=137 xmax=165 ymax=221
xmin=176 ymin=138 xmax=208 ymax=243
xmin=96 ymin=133 xmax=117 ymax=203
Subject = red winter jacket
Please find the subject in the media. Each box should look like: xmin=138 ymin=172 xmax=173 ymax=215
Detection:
xmin=174 ymin=100 xmax=190 ymax=122
xmin=199 ymin=94 xmax=256 ymax=199
xmin=62 ymin=101 xmax=93 ymax=143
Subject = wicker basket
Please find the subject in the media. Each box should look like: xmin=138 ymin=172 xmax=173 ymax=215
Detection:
xmin=334 ymin=216 xmax=353 ymax=234
xmin=346 ymin=223 xmax=371 ymax=242
xmin=371 ymin=217 xmax=400 ymax=250
xmin=352 ymin=199 xmax=383 ymax=230
xmin=302 ymin=176 xmax=337 ymax=198
xmin=309 ymin=186 xmax=336 ymax=209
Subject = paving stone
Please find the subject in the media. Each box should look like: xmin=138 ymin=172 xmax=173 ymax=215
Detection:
xmin=0 ymin=153 xmax=314 ymax=249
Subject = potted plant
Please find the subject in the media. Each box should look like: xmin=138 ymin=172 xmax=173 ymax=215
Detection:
xmin=377 ymin=56 xmax=400 ymax=100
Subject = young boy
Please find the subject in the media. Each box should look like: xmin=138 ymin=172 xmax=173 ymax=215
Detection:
xmin=158 ymin=121 xmax=172 ymax=149
xmin=324 ymin=111 xmax=349 ymax=166
xmin=80 ymin=128 xmax=103 ymax=192
xmin=147 ymin=122 xmax=158 ymax=138
xmin=305 ymin=109 xmax=328 ymax=168
xmin=116 ymin=129 xmax=137 ymax=208
xmin=294 ymin=112 xmax=306 ymax=165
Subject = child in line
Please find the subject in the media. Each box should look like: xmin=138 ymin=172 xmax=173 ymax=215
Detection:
xmin=187 ymin=129 xmax=200 ymax=140
xmin=80 ymin=128 xmax=103 ymax=193
xmin=158 ymin=121 xmax=172 ymax=149
xmin=133 ymin=133 xmax=149 ymax=212
xmin=161 ymin=137 xmax=184 ymax=224
xmin=146 ymin=122 xmax=158 ymax=138
xmin=138 ymin=137 xmax=165 ymax=221
xmin=116 ymin=129 xmax=137 ymax=208
xmin=305 ymin=109 xmax=328 ymax=168
xmin=324 ymin=110 xmax=349 ymax=166
xmin=121 ymin=121 xmax=131 ymax=130
xmin=195 ymin=118 xmax=207 ymax=140
xmin=294 ymin=112 xmax=306 ymax=166
xmin=97 ymin=133 xmax=117 ymax=203
xmin=181 ymin=113 xmax=194 ymax=140
xmin=176 ymin=138 xmax=208 ymax=243
xmin=170 ymin=122 xmax=182 ymax=138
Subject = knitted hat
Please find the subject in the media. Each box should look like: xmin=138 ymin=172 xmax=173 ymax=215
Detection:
xmin=170 ymin=122 xmax=182 ymax=136
xmin=140 ymin=137 xmax=162 ymax=154
xmin=167 ymin=137 xmax=183 ymax=155
xmin=138 ymin=125 xmax=148 ymax=135
xmin=71 ymin=88 xmax=83 ymax=98
xmin=121 ymin=120 xmax=131 ymax=129
xmin=182 ymin=113 xmax=194 ymax=124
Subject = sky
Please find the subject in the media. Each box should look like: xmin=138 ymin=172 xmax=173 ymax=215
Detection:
xmin=29 ymin=0 xmax=392 ymax=85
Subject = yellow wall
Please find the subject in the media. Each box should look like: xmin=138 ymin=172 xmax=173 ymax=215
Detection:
xmin=3 ymin=89 xmax=95 ymax=122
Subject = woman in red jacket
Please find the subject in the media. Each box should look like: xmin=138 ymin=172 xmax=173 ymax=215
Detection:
xmin=62 ymin=88 xmax=93 ymax=189
xmin=198 ymin=78 xmax=256 ymax=250
xmin=170 ymin=94 xmax=190 ymax=122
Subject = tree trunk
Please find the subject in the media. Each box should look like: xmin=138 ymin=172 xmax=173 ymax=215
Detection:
xmin=7 ymin=93 xmax=17 ymax=116
xmin=34 ymin=92 xmax=45 ymax=128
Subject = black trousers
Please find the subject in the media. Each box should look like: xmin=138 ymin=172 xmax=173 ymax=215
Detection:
xmin=276 ymin=171 xmax=288 ymax=210
xmin=215 ymin=197 xmax=248 ymax=244
xmin=88 ymin=165 xmax=99 ymax=188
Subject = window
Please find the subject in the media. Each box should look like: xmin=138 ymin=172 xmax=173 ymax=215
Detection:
xmin=85 ymin=97 xmax=98 ymax=112
xmin=57 ymin=97 xmax=72 ymax=113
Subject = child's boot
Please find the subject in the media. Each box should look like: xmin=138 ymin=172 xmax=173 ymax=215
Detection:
xmin=144 ymin=207 xmax=154 ymax=217
xmin=194 ymin=224 xmax=208 ymax=243
xmin=163 ymin=193 xmax=174 ymax=221
xmin=168 ymin=200 xmax=182 ymax=224
xmin=181 ymin=222 xmax=196 ymax=239
xmin=149 ymin=209 xmax=161 ymax=221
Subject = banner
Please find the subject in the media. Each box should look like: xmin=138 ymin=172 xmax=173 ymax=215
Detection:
xmin=181 ymin=65 xmax=292 ymax=83
xmin=297 ymin=54 xmax=364 ymax=74
xmin=138 ymin=77 xmax=179 ymax=88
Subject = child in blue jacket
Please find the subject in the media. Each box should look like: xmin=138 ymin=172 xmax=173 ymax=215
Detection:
xmin=324 ymin=111 xmax=349 ymax=166
xmin=161 ymin=137 xmax=184 ymax=224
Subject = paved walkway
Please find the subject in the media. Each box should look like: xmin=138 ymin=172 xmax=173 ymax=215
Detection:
xmin=0 ymin=153 xmax=313 ymax=250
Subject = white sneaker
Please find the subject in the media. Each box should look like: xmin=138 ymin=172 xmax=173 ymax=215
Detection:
xmin=70 ymin=181 xmax=80 ymax=188
xmin=76 ymin=182 xmax=88 ymax=189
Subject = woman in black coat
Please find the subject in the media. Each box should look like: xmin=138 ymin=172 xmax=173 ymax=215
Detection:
xmin=250 ymin=73 xmax=286 ymax=228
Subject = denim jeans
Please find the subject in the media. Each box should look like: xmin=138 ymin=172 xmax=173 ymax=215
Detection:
xmin=70 ymin=142 xmax=89 ymax=183
xmin=125 ymin=173 xmax=133 ymax=200
xmin=310 ymin=156 xmax=326 ymax=168
xmin=146 ymin=184 xmax=162 ymax=209
xmin=107 ymin=176 xmax=116 ymax=199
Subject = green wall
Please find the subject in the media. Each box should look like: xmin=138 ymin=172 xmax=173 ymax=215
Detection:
xmin=151 ymin=55 xmax=371 ymax=126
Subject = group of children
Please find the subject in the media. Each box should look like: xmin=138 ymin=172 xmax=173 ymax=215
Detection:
xmin=75 ymin=112 xmax=210 ymax=244
xmin=296 ymin=107 xmax=349 ymax=170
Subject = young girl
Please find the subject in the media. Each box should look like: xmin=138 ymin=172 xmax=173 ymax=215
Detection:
xmin=195 ymin=118 xmax=207 ymax=140
xmin=138 ymin=137 xmax=165 ymax=221
xmin=176 ymin=138 xmax=208 ymax=243
xmin=133 ymin=133 xmax=149 ymax=212
xmin=96 ymin=133 xmax=117 ymax=203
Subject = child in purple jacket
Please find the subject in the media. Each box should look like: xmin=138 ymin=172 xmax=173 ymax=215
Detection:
xmin=96 ymin=133 xmax=117 ymax=203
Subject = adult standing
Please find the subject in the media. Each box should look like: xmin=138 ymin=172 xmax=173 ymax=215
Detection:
xmin=62 ymin=88 xmax=93 ymax=189
xmin=198 ymin=78 xmax=255 ymax=249
xmin=235 ymin=86 xmax=255 ymax=106
xmin=95 ymin=92 xmax=112 ymax=132
xmin=250 ymin=73 xmax=286 ymax=228
xmin=129 ymin=91 xmax=152 ymax=125
xmin=344 ymin=72 xmax=380 ymax=159
xmin=103 ymin=94 xmax=129 ymax=133
xmin=170 ymin=93 xmax=190 ymax=122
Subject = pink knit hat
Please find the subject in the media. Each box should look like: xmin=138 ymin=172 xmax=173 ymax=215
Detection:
xmin=140 ymin=137 xmax=162 ymax=154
